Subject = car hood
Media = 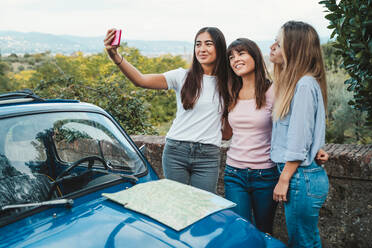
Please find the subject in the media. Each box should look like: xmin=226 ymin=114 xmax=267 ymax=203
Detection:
xmin=0 ymin=184 xmax=281 ymax=248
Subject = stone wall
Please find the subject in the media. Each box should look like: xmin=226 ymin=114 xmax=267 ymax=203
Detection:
xmin=131 ymin=135 xmax=372 ymax=248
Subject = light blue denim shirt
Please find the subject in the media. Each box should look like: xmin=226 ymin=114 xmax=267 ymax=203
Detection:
xmin=270 ymin=75 xmax=326 ymax=166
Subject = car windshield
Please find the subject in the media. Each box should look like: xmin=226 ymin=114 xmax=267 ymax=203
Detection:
xmin=0 ymin=111 xmax=146 ymax=212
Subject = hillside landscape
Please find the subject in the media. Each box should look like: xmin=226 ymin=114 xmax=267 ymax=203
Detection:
xmin=0 ymin=31 xmax=369 ymax=144
xmin=0 ymin=30 xmax=331 ymax=57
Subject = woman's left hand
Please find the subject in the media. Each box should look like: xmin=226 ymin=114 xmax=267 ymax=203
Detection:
xmin=273 ymin=161 xmax=299 ymax=202
xmin=316 ymin=148 xmax=329 ymax=164
xmin=273 ymin=178 xmax=289 ymax=202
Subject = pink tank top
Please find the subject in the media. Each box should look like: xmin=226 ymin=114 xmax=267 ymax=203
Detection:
xmin=226 ymin=85 xmax=275 ymax=169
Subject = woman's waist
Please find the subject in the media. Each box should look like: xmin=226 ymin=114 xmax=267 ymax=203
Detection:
xmin=228 ymin=140 xmax=271 ymax=155
xmin=230 ymin=131 xmax=271 ymax=146
xmin=226 ymin=153 xmax=273 ymax=169
xmin=226 ymin=160 xmax=275 ymax=170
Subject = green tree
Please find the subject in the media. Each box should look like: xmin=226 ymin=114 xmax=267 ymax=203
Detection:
xmin=136 ymin=54 xmax=186 ymax=124
xmin=320 ymin=0 xmax=372 ymax=125
xmin=28 ymin=50 xmax=156 ymax=135
xmin=10 ymin=45 xmax=187 ymax=135
xmin=322 ymin=43 xmax=371 ymax=144
xmin=322 ymin=42 xmax=342 ymax=73
xmin=326 ymin=70 xmax=371 ymax=144
xmin=0 ymin=60 xmax=11 ymax=92
xmin=34 ymin=74 xmax=155 ymax=135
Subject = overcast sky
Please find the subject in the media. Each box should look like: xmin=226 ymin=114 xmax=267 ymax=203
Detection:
xmin=1 ymin=0 xmax=332 ymax=43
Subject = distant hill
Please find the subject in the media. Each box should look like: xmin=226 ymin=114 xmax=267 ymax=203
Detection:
xmin=0 ymin=31 xmax=330 ymax=57
xmin=0 ymin=31 xmax=194 ymax=57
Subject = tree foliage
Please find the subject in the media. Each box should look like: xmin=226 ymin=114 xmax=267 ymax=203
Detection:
xmin=2 ymin=46 xmax=186 ymax=135
xmin=0 ymin=60 xmax=12 ymax=92
xmin=322 ymin=43 xmax=343 ymax=72
xmin=1 ymin=43 xmax=370 ymax=143
xmin=322 ymin=42 xmax=371 ymax=144
xmin=320 ymin=0 xmax=372 ymax=125
xmin=325 ymin=70 xmax=371 ymax=144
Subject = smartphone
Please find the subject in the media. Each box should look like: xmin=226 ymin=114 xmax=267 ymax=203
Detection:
xmin=111 ymin=29 xmax=122 ymax=46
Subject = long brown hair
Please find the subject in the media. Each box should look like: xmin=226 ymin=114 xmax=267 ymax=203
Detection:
xmin=181 ymin=27 xmax=228 ymax=110
xmin=226 ymin=38 xmax=272 ymax=114
xmin=273 ymin=21 xmax=327 ymax=120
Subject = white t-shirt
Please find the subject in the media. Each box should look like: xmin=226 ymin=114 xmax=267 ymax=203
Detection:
xmin=164 ymin=68 xmax=222 ymax=147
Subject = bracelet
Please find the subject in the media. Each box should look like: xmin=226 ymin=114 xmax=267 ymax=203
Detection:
xmin=115 ymin=56 xmax=123 ymax=66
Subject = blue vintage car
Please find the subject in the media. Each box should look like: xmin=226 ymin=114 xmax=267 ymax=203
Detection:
xmin=0 ymin=90 xmax=286 ymax=248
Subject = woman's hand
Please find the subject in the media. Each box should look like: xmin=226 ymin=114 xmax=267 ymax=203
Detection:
xmin=104 ymin=29 xmax=120 ymax=62
xmin=316 ymin=148 xmax=329 ymax=164
xmin=273 ymin=177 xmax=289 ymax=202
xmin=102 ymin=28 xmax=167 ymax=89
xmin=273 ymin=161 xmax=300 ymax=202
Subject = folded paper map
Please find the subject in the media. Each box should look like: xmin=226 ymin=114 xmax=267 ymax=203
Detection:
xmin=102 ymin=179 xmax=236 ymax=231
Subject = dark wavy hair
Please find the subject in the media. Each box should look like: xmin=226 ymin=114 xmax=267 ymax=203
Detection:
xmin=181 ymin=27 xmax=228 ymax=111
xmin=226 ymin=38 xmax=271 ymax=114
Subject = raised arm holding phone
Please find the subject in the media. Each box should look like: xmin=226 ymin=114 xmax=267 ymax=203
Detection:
xmin=103 ymin=27 xmax=229 ymax=193
xmin=104 ymin=29 xmax=168 ymax=89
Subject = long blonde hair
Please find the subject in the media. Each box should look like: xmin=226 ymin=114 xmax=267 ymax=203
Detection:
xmin=273 ymin=21 xmax=327 ymax=120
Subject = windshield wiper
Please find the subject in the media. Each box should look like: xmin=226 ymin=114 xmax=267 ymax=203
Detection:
xmin=1 ymin=199 xmax=74 ymax=212
xmin=91 ymin=169 xmax=139 ymax=183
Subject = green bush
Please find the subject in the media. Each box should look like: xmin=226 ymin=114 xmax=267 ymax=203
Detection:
xmin=34 ymin=75 xmax=156 ymax=135
xmin=0 ymin=61 xmax=11 ymax=92
xmin=18 ymin=65 xmax=25 ymax=71
xmin=320 ymin=0 xmax=372 ymax=125
xmin=326 ymin=70 xmax=371 ymax=144
xmin=9 ymin=45 xmax=186 ymax=135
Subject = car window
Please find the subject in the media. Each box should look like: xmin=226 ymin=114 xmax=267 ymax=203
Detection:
xmin=0 ymin=111 xmax=146 ymax=210
xmin=53 ymin=118 xmax=143 ymax=173
xmin=3 ymin=121 xmax=47 ymax=176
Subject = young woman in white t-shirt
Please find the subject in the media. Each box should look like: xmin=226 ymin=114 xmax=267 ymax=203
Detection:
xmin=104 ymin=27 xmax=229 ymax=193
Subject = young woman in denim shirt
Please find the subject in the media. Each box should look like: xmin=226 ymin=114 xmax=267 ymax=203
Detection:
xmin=269 ymin=21 xmax=329 ymax=247
xmin=104 ymin=27 xmax=228 ymax=193
xmin=222 ymin=38 xmax=328 ymax=235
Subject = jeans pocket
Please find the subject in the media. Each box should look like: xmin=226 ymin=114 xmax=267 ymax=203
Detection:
xmin=303 ymin=167 xmax=329 ymax=199
xmin=258 ymin=167 xmax=280 ymax=181
xmin=165 ymin=139 xmax=180 ymax=150
xmin=200 ymin=144 xmax=220 ymax=156
xmin=224 ymin=165 xmax=238 ymax=178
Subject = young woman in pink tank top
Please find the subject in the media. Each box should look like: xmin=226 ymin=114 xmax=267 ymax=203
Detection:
xmin=222 ymin=38 xmax=328 ymax=235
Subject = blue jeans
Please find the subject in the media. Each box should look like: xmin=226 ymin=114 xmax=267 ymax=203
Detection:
xmin=224 ymin=164 xmax=279 ymax=234
xmin=162 ymin=139 xmax=220 ymax=193
xmin=277 ymin=161 xmax=329 ymax=248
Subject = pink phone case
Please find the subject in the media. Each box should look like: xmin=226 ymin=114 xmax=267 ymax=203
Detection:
xmin=111 ymin=29 xmax=122 ymax=46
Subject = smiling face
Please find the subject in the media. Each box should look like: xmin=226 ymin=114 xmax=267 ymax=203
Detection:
xmin=228 ymin=49 xmax=255 ymax=77
xmin=270 ymin=29 xmax=284 ymax=65
xmin=195 ymin=32 xmax=217 ymax=68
